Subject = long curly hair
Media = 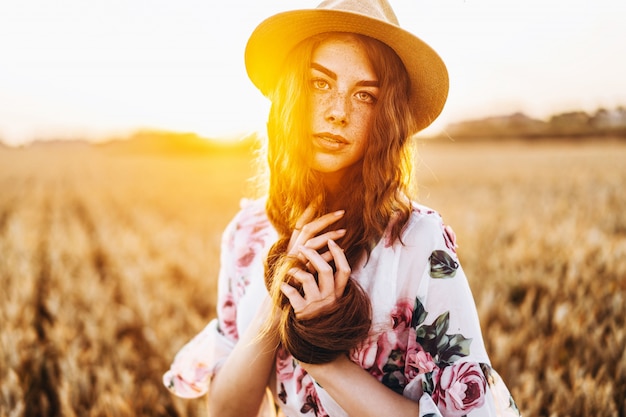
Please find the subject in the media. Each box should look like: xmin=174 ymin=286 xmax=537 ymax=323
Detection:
xmin=261 ymin=32 xmax=418 ymax=364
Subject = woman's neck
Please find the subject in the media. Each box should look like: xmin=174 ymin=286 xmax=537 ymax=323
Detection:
xmin=320 ymin=175 xmax=342 ymax=200
xmin=318 ymin=162 xmax=362 ymax=205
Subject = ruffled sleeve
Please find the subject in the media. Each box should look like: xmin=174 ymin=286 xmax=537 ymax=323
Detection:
xmin=162 ymin=319 xmax=233 ymax=398
xmin=396 ymin=206 xmax=521 ymax=416
xmin=163 ymin=199 xmax=276 ymax=402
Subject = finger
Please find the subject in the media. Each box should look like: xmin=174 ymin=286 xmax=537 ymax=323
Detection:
xmin=303 ymin=250 xmax=334 ymax=272
xmin=298 ymin=210 xmax=345 ymax=241
xmin=291 ymin=245 xmax=334 ymax=268
xmin=280 ymin=283 xmax=307 ymax=313
xmin=288 ymin=205 xmax=317 ymax=253
xmin=287 ymin=211 xmax=346 ymax=260
xmin=328 ymin=239 xmax=351 ymax=297
xmin=320 ymin=250 xmax=334 ymax=263
xmin=298 ymin=246 xmax=335 ymax=296
xmin=287 ymin=267 xmax=321 ymax=300
xmin=291 ymin=229 xmax=346 ymax=264
xmin=289 ymin=205 xmax=318 ymax=250
xmin=302 ymin=229 xmax=346 ymax=251
xmin=294 ymin=204 xmax=317 ymax=230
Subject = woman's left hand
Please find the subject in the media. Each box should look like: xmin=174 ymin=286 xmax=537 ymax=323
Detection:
xmin=280 ymin=239 xmax=350 ymax=320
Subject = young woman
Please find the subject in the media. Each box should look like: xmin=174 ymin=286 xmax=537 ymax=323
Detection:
xmin=164 ymin=1 xmax=521 ymax=416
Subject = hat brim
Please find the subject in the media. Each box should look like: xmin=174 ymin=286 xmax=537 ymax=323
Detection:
xmin=245 ymin=8 xmax=449 ymax=133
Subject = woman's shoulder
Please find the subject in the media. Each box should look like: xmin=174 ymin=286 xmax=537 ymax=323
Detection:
xmin=410 ymin=201 xmax=442 ymax=220
xmin=404 ymin=201 xmax=444 ymax=234
xmin=399 ymin=201 xmax=457 ymax=252
xmin=235 ymin=196 xmax=265 ymax=215
xmin=226 ymin=198 xmax=269 ymax=229
xmin=222 ymin=198 xmax=275 ymax=246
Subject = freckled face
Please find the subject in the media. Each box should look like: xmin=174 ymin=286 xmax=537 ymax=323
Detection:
xmin=308 ymin=36 xmax=379 ymax=185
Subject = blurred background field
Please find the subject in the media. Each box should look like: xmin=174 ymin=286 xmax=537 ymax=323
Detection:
xmin=0 ymin=137 xmax=624 ymax=416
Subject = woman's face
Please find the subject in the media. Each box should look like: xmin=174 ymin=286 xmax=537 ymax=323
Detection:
xmin=308 ymin=35 xmax=378 ymax=187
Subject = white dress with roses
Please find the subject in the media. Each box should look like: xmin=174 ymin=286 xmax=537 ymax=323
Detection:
xmin=163 ymin=198 xmax=521 ymax=417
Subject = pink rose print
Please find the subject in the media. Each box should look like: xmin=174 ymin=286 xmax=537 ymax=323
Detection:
xmin=217 ymin=293 xmax=238 ymax=341
xmin=406 ymin=340 xmax=437 ymax=379
xmin=300 ymin=377 xmax=329 ymax=417
xmin=351 ymin=337 xmax=379 ymax=372
xmin=352 ymin=331 xmax=400 ymax=381
xmin=381 ymin=301 xmax=413 ymax=352
xmin=443 ymin=224 xmax=458 ymax=254
xmin=164 ymin=362 xmax=212 ymax=398
xmin=352 ymin=300 xmax=414 ymax=385
xmin=276 ymin=346 xmax=296 ymax=405
xmin=228 ymin=205 xmax=273 ymax=301
xmin=233 ymin=207 xmax=271 ymax=273
xmin=391 ymin=299 xmax=413 ymax=330
xmin=386 ymin=299 xmax=413 ymax=353
xmin=294 ymin=366 xmax=309 ymax=393
xmin=276 ymin=345 xmax=295 ymax=383
xmin=236 ymin=247 xmax=256 ymax=269
xmin=376 ymin=331 xmax=402 ymax=369
xmin=235 ymin=224 xmax=267 ymax=268
xmin=433 ymin=362 xmax=487 ymax=417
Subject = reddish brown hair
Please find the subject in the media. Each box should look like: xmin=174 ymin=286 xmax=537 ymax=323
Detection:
xmin=262 ymin=33 xmax=417 ymax=363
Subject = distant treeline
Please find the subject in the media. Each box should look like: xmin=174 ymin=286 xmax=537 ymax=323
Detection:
xmin=435 ymin=106 xmax=626 ymax=140
xmin=95 ymin=130 xmax=260 ymax=155
xmin=0 ymin=130 xmax=261 ymax=153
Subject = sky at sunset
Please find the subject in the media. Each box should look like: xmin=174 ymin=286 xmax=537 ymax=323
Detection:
xmin=1 ymin=0 xmax=625 ymax=145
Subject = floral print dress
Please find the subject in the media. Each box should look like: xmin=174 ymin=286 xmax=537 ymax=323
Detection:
xmin=163 ymin=199 xmax=521 ymax=417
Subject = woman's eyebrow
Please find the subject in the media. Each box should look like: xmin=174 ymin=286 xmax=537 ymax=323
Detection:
xmin=311 ymin=63 xmax=337 ymax=80
xmin=356 ymin=80 xmax=379 ymax=87
xmin=311 ymin=62 xmax=379 ymax=87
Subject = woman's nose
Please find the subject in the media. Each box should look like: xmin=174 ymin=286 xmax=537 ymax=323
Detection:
xmin=324 ymin=91 xmax=349 ymax=126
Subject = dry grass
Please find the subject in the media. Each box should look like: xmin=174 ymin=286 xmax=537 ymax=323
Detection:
xmin=0 ymin=139 xmax=624 ymax=416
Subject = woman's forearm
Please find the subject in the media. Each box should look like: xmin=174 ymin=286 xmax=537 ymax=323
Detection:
xmin=207 ymin=300 xmax=279 ymax=417
xmin=303 ymin=355 xmax=420 ymax=417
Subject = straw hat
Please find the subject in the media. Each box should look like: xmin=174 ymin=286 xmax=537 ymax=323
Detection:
xmin=245 ymin=0 xmax=449 ymax=133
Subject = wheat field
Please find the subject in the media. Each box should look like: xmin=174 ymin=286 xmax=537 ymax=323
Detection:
xmin=0 ymin=139 xmax=624 ymax=416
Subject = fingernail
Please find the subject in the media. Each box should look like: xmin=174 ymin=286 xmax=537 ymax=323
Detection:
xmin=334 ymin=210 xmax=345 ymax=216
xmin=336 ymin=229 xmax=346 ymax=235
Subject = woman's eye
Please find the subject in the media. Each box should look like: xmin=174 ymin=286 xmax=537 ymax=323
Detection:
xmin=356 ymin=91 xmax=376 ymax=104
xmin=312 ymin=79 xmax=330 ymax=90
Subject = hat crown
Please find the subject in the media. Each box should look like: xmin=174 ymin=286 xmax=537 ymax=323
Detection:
xmin=317 ymin=0 xmax=400 ymax=26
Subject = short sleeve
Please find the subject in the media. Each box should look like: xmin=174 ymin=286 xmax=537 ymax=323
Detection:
xmin=397 ymin=207 xmax=521 ymax=416
xmin=162 ymin=319 xmax=233 ymax=398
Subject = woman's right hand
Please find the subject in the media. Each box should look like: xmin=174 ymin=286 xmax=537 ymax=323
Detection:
xmin=279 ymin=205 xmax=351 ymax=320
xmin=287 ymin=204 xmax=347 ymax=265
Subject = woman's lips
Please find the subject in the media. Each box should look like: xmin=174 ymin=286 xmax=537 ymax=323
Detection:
xmin=313 ymin=133 xmax=348 ymax=150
